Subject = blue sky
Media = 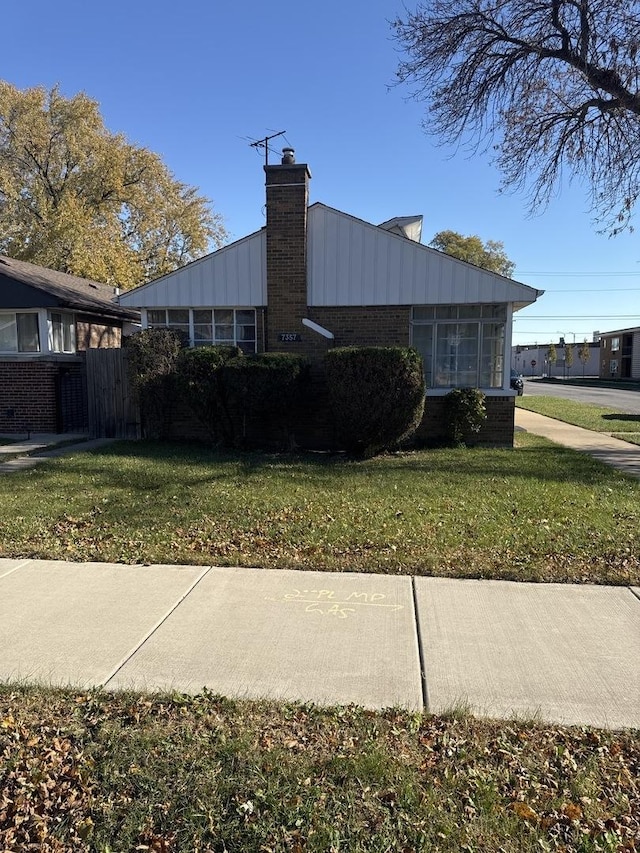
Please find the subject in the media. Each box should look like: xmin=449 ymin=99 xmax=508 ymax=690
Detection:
xmin=4 ymin=0 xmax=639 ymax=346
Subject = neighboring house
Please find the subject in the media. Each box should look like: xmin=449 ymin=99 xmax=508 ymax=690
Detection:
xmin=119 ymin=149 xmax=543 ymax=444
xmin=0 ymin=255 xmax=139 ymax=435
xmin=512 ymin=338 xmax=601 ymax=378
xmin=599 ymin=327 xmax=640 ymax=380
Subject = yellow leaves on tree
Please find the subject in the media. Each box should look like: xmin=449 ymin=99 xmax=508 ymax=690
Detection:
xmin=0 ymin=82 xmax=227 ymax=289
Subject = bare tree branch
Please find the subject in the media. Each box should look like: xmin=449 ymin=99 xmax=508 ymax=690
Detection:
xmin=393 ymin=0 xmax=640 ymax=232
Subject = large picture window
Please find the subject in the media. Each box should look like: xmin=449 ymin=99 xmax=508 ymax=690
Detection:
xmin=411 ymin=305 xmax=506 ymax=389
xmin=0 ymin=313 xmax=40 ymax=353
xmin=147 ymin=308 xmax=257 ymax=354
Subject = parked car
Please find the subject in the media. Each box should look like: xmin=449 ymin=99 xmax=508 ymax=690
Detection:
xmin=510 ymin=370 xmax=524 ymax=395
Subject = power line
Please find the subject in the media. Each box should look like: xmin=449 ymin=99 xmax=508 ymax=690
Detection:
xmin=517 ymin=271 xmax=640 ymax=276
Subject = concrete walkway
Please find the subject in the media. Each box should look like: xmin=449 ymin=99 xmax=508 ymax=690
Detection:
xmin=0 ymin=433 xmax=114 ymax=473
xmin=1 ymin=558 xmax=638 ymax=729
xmin=515 ymin=408 xmax=640 ymax=478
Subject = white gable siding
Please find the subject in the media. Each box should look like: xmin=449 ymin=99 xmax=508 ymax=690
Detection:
xmin=308 ymin=205 xmax=538 ymax=307
xmin=118 ymin=231 xmax=266 ymax=308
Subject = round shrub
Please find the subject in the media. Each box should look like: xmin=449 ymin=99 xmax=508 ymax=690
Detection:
xmin=444 ymin=387 xmax=487 ymax=446
xmin=325 ymin=346 xmax=425 ymax=457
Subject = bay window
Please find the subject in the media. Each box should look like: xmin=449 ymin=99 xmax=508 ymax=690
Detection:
xmin=411 ymin=305 xmax=506 ymax=389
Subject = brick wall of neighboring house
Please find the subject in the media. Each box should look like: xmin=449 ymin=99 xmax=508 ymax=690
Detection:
xmin=0 ymin=360 xmax=61 ymax=434
xmin=76 ymin=316 xmax=122 ymax=350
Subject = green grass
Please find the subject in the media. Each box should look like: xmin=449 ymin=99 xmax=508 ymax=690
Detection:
xmin=0 ymin=435 xmax=638 ymax=584
xmin=517 ymin=396 xmax=640 ymax=438
xmin=1 ymin=685 xmax=638 ymax=853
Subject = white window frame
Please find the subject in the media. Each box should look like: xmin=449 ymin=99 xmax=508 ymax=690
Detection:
xmin=411 ymin=304 xmax=507 ymax=391
xmin=0 ymin=311 xmax=42 ymax=354
xmin=49 ymin=311 xmax=76 ymax=354
xmin=145 ymin=308 xmax=257 ymax=354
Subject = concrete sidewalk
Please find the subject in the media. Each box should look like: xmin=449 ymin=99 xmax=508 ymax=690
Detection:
xmin=1 ymin=558 xmax=638 ymax=729
xmin=515 ymin=408 xmax=640 ymax=478
xmin=0 ymin=434 xmax=114 ymax=473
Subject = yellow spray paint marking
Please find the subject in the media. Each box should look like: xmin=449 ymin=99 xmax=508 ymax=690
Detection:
xmin=267 ymin=589 xmax=404 ymax=619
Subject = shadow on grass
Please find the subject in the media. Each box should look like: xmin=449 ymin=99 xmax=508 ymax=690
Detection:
xmin=602 ymin=413 xmax=640 ymax=423
xmin=37 ymin=436 xmax=633 ymax=491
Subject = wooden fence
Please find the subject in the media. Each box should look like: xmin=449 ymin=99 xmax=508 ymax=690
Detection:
xmin=85 ymin=348 xmax=140 ymax=439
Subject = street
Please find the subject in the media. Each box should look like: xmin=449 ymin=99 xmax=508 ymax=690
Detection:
xmin=523 ymin=379 xmax=640 ymax=414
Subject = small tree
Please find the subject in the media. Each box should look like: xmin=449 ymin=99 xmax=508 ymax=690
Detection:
xmin=579 ymin=340 xmax=591 ymax=377
xmin=565 ymin=343 xmax=575 ymax=374
xmin=547 ymin=343 xmax=557 ymax=377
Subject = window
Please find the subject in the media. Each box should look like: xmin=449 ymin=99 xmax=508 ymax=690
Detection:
xmin=147 ymin=308 xmax=257 ymax=353
xmin=411 ymin=305 xmax=506 ymax=389
xmin=50 ymin=312 xmax=75 ymax=353
xmin=611 ymin=337 xmax=620 ymax=351
xmin=0 ymin=313 xmax=40 ymax=353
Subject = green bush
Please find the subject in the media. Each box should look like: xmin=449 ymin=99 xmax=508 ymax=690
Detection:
xmin=177 ymin=346 xmax=241 ymax=443
xmin=221 ymin=353 xmax=310 ymax=448
xmin=126 ymin=329 xmax=185 ymax=438
xmin=444 ymin=388 xmax=487 ymax=446
xmin=325 ymin=347 xmax=425 ymax=457
xmin=174 ymin=349 xmax=310 ymax=448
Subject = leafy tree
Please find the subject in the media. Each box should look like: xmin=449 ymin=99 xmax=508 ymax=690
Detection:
xmin=393 ymin=0 xmax=640 ymax=233
xmin=0 ymin=82 xmax=226 ymax=288
xmin=579 ymin=339 xmax=591 ymax=376
xmin=547 ymin=343 xmax=558 ymax=376
xmin=565 ymin=342 xmax=575 ymax=371
xmin=429 ymin=230 xmax=515 ymax=277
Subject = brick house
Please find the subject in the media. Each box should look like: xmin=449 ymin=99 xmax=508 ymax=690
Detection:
xmin=0 ymin=255 xmax=139 ymax=435
xmin=119 ymin=149 xmax=543 ymax=445
xmin=599 ymin=327 xmax=640 ymax=380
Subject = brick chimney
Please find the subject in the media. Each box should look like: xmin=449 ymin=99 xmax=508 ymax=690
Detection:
xmin=264 ymin=148 xmax=311 ymax=352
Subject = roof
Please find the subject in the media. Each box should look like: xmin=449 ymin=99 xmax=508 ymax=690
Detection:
xmin=0 ymin=255 xmax=139 ymax=321
xmin=118 ymin=202 xmax=544 ymax=311
xmin=600 ymin=326 xmax=640 ymax=336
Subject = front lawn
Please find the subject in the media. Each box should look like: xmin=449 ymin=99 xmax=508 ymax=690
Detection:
xmin=517 ymin=396 xmax=640 ymax=445
xmin=1 ymin=686 xmax=638 ymax=853
xmin=0 ymin=434 xmax=638 ymax=584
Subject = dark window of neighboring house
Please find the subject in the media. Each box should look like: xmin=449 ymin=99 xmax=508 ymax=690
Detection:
xmin=411 ymin=304 xmax=506 ymax=388
xmin=50 ymin=312 xmax=75 ymax=353
xmin=0 ymin=312 xmax=41 ymax=353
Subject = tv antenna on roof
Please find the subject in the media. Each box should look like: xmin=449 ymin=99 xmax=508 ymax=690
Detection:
xmin=248 ymin=130 xmax=287 ymax=165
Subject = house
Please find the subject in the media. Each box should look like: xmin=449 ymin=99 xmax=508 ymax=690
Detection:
xmin=512 ymin=338 xmax=601 ymax=378
xmin=0 ymin=255 xmax=139 ymax=435
xmin=599 ymin=327 xmax=640 ymax=380
xmin=118 ymin=149 xmax=543 ymax=445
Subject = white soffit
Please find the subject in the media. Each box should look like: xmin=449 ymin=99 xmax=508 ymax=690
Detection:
xmin=118 ymin=231 xmax=266 ymax=308
xmin=307 ymin=204 xmax=542 ymax=308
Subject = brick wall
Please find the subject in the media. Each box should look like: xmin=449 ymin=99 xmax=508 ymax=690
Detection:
xmin=415 ymin=394 xmax=515 ymax=447
xmin=0 ymin=360 xmax=61 ymax=434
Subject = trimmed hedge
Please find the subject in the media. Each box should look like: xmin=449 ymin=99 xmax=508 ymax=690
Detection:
xmin=325 ymin=346 xmax=425 ymax=456
xmin=175 ymin=348 xmax=310 ymax=448
xmin=177 ymin=346 xmax=242 ymax=444
xmin=126 ymin=329 xmax=185 ymax=438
